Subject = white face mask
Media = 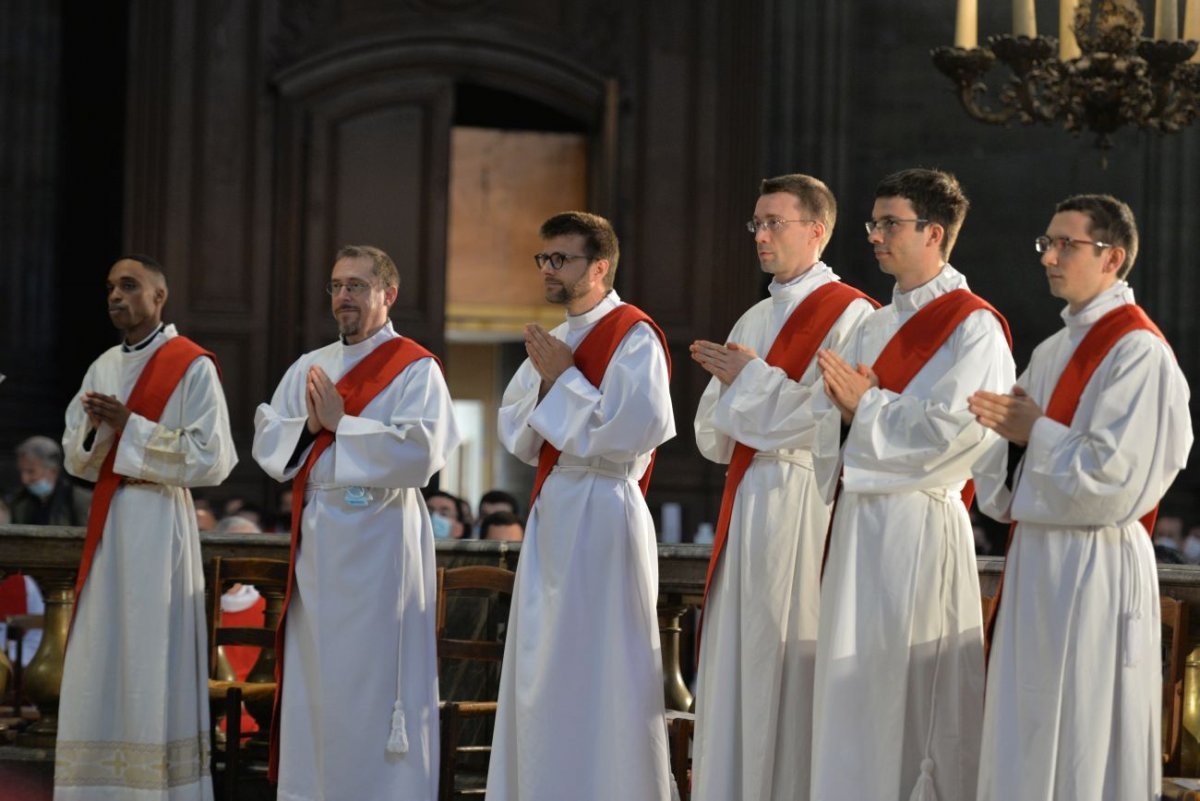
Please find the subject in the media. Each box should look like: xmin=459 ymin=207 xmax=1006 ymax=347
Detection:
xmin=1183 ymin=536 xmax=1200 ymax=563
xmin=26 ymin=478 xmax=54 ymax=499
xmin=430 ymin=512 xmax=453 ymax=539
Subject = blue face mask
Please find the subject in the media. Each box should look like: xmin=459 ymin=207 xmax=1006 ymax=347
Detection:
xmin=26 ymin=478 xmax=54 ymax=500
xmin=430 ymin=512 xmax=453 ymax=539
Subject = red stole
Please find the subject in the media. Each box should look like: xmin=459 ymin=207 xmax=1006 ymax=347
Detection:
xmin=268 ymin=335 xmax=438 ymax=781
xmin=700 ymin=282 xmax=877 ymax=616
xmin=872 ymin=287 xmax=1012 ymax=510
xmin=527 ymin=303 xmax=671 ymax=509
xmin=70 ymin=335 xmax=217 ymax=635
xmin=984 ymin=303 xmax=1167 ymax=655
xmin=820 ymin=288 xmax=1012 ymax=578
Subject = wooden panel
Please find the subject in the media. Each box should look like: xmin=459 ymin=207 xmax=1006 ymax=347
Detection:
xmin=446 ymin=127 xmax=588 ymax=337
xmin=287 ymin=78 xmax=453 ymax=356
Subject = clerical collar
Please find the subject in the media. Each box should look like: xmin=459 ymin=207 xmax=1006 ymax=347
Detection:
xmin=122 ymin=322 xmax=165 ymax=353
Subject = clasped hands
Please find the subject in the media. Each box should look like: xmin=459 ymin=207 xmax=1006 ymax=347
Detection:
xmin=82 ymin=392 xmax=131 ymax=432
xmin=689 ymin=340 xmax=757 ymax=386
xmin=524 ymin=323 xmax=574 ymax=398
xmin=306 ymin=366 xmax=345 ymax=433
xmin=817 ymin=350 xmax=878 ymax=423
xmin=967 ymin=385 xmax=1042 ymax=446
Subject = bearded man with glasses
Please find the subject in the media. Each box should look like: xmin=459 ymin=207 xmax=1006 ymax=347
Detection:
xmin=253 ymin=244 xmax=461 ymax=801
xmin=968 ymin=194 xmax=1192 ymax=801
xmin=812 ymin=168 xmax=1015 ymax=801
xmin=487 ymin=211 xmax=676 ymax=801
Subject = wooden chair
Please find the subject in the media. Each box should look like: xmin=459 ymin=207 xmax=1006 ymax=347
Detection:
xmin=665 ymin=709 xmax=695 ymax=801
xmin=206 ymin=557 xmax=289 ymax=801
xmin=1162 ymin=595 xmax=1188 ymax=774
xmin=436 ymin=565 xmax=515 ymax=801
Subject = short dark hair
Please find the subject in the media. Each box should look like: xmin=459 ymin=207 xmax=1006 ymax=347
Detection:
xmin=336 ymin=244 xmax=400 ymax=289
xmin=760 ymin=173 xmax=837 ymax=251
xmin=480 ymin=489 xmax=519 ymax=516
xmin=423 ymin=489 xmax=465 ymax=522
xmin=117 ymin=253 xmax=166 ymax=282
xmin=1054 ymin=194 xmax=1139 ymax=279
xmin=479 ymin=510 xmax=523 ymax=539
xmin=874 ymin=169 xmax=970 ymax=258
xmin=539 ymin=211 xmax=620 ymax=289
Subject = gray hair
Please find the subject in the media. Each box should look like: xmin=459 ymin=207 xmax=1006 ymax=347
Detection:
xmin=16 ymin=436 xmax=62 ymax=469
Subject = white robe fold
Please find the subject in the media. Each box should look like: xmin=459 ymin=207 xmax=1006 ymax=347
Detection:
xmin=691 ymin=264 xmax=874 ymax=801
xmin=253 ymin=321 xmax=461 ymax=801
xmin=809 ymin=266 xmax=1015 ymax=801
xmin=486 ymin=291 xmax=676 ymax=801
xmin=973 ymin=283 xmax=1192 ymax=801
xmin=55 ymin=324 xmax=237 ymax=801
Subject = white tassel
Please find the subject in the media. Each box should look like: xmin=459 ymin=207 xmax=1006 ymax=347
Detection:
xmin=386 ymin=701 xmax=409 ymax=755
xmin=908 ymin=758 xmax=938 ymax=801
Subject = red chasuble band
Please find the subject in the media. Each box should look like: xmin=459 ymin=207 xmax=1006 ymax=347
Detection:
xmin=700 ymin=282 xmax=878 ymax=620
xmin=71 ymin=336 xmax=218 ymax=637
xmin=268 ymin=336 xmax=438 ymax=781
xmin=984 ymin=304 xmax=1169 ymax=656
xmin=527 ymin=303 xmax=672 ymax=509
xmin=870 ymin=288 xmax=1013 ymax=511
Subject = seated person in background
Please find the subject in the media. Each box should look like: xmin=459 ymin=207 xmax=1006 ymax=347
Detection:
xmin=9 ymin=435 xmax=92 ymax=526
xmin=478 ymin=489 xmax=519 ymax=519
xmin=193 ymin=496 xmax=217 ymax=531
xmin=480 ymin=511 xmax=524 ymax=542
xmin=424 ymin=488 xmax=466 ymax=539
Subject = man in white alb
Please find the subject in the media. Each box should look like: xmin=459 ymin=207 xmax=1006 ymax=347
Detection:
xmin=55 ymin=254 xmax=237 ymax=801
xmin=690 ymin=173 xmax=874 ymax=801
xmin=253 ymin=245 xmax=461 ymax=801
xmin=812 ymin=169 xmax=1015 ymax=801
xmin=969 ymin=194 xmax=1192 ymax=801
xmin=486 ymin=211 xmax=675 ymax=801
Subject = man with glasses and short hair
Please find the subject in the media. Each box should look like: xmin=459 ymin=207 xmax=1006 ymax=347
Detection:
xmin=487 ymin=211 xmax=675 ymax=801
xmin=253 ymin=244 xmax=461 ymax=801
xmin=812 ymin=168 xmax=1015 ymax=801
xmin=968 ymin=194 xmax=1192 ymax=801
xmin=689 ymin=173 xmax=876 ymax=801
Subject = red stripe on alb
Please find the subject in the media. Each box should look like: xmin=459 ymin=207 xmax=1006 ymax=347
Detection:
xmin=71 ymin=336 xmax=218 ymax=636
xmin=984 ymin=304 xmax=1169 ymax=656
xmin=528 ymin=304 xmax=671 ymax=509
xmin=268 ymin=336 xmax=440 ymax=782
xmin=700 ymin=283 xmax=878 ymax=634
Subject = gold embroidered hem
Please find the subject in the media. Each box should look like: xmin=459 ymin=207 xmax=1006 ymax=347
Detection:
xmin=56 ymin=733 xmax=211 ymax=789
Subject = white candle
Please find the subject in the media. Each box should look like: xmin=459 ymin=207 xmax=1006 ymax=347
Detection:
xmin=1014 ymin=0 xmax=1038 ymax=37
xmin=1156 ymin=0 xmax=1179 ymax=40
xmin=1184 ymin=0 xmax=1200 ymax=60
xmin=1060 ymin=0 xmax=1081 ymax=57
xmin=956 ymin=0 xmax=979 ymax=48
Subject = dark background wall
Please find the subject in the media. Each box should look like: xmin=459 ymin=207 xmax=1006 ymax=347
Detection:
xmin=1 ymin=0 xmax=1196 ymax=531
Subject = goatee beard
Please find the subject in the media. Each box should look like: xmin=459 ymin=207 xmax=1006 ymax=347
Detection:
xmin=338 ymin=320 xmax=359 ymax=337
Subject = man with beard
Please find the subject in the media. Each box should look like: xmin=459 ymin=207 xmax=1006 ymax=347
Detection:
xmin=486 ymin=212 xmax=675 ymax=801
xmin=54 ymin=254 xmax=237 ymax=801
xmin=253 ymin=245 xmax=460 ymax=801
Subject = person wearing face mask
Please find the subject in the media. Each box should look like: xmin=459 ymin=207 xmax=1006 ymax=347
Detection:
xmin=7 ymin=436 xmax=92 ymax=526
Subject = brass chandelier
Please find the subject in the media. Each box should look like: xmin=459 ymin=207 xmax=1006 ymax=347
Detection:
xmin=931 ymin=0 xmax=1200 ymax=150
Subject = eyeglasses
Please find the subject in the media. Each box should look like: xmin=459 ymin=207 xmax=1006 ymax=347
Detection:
xmin=534 ymin=252 xmax=592 ymax=271
xmin=864 ymin=217 xmax=929 ymax=236
xmin=746 ymin=218 xmax=816 ymax=234
xmin=326 ymin=280 xmax=376 ymax=296
xmin=1034 ymin=235 xmax=1113 ymax=254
